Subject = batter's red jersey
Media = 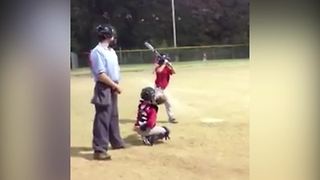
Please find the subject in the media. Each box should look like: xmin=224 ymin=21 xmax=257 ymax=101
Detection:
xmin=155 ymin=66 xmax=173 ymax=89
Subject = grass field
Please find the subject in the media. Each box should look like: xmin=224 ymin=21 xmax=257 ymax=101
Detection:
xmin=71 ymin=59 xmax=249 ymax=180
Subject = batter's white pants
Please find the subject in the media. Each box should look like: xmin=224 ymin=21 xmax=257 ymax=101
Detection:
xmin=154 ymin=87 xmax=174 ymax=120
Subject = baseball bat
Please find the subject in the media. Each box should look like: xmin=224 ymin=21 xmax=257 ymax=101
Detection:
xmin=144 ymin=42 xmax=173 ymax=68
xmin=144 ymin=42 xmax=161 ymax=57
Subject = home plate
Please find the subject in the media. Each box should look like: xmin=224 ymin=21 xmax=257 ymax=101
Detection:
xmin=201 ymin=118 xmax=225 ymax=124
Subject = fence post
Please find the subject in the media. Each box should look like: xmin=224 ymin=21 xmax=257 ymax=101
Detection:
xmin=232 ymin=46 xmax=235 ymax=59
xmin=202 ymin=52 xmax=207 ymax=62
xmin=119 ymin=47 xmax=123 ymax=64
xmin=174 ymin=48 xmax=179 ymax=62
xmin=70 ymin=52 xmax=79 ymax=69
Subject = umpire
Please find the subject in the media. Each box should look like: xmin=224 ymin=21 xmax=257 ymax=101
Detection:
xmin=89 ymin=24 xmax=126 ymax=160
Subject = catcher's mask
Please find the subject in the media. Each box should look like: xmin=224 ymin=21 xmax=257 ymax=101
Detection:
xmin=140 ymin=87 xmax=156 ymax=102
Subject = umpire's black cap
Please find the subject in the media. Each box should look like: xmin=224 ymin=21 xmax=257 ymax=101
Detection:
xmin=96 ymin=24 xmax=117 ymax=41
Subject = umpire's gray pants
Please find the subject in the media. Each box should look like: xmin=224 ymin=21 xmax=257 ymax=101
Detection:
xmin=91 ymin=82 xmax=124 ymax=152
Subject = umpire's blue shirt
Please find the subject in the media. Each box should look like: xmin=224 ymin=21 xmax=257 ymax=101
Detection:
xmin=90 ymin=43 xmax=120 ymax=83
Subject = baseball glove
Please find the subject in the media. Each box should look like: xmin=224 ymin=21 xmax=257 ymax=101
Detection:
xmin=155 ymin=95 xmax=167 ymax=105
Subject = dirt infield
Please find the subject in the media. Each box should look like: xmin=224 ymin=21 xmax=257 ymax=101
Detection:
xmin=71 ymin=60 xmax=249 ymax=180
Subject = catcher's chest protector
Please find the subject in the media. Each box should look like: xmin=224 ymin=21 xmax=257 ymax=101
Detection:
xmin=138 ymin=103 xmax=149 ymax=124
xmin=137 ymin=102 xmax=158 ymax=124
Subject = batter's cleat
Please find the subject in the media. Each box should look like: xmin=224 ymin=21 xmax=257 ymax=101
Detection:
xmin=169 ymin=117 xmax=178 ymax=124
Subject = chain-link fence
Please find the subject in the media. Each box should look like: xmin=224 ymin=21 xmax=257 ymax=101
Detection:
xmin=71 ymin=44 xmax=249 ymax=69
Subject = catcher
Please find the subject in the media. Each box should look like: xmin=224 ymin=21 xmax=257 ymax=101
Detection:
xmin=154 ymin=54 xmax=177 ymax=123
xmin=134 ymin=87 xmax=170 ymax=146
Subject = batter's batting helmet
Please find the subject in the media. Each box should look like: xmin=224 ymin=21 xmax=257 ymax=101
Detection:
xmin=157 ymin=54 xmax=171 ymax=65
xmin=140 ymin=87 xmax=156 ymax=102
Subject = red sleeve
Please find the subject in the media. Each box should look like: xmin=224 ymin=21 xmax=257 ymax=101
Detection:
xmin=134 ymin=103 xmax=141 ymax=126
xmin=134 ymin=118 xmax=139 ymax=127
xmin=146 ymin=107 xmax=157 ymax=128
xmin=164 ymin=66 xmax=173 ymax=75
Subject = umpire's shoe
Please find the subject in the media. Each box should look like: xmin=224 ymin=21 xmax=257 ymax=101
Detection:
xmin=93 ymin=151 xmax=111 ymax=160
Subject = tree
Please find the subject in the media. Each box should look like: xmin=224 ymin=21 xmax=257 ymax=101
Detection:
xmin=71 ymin=0 xmax=249 ymax=51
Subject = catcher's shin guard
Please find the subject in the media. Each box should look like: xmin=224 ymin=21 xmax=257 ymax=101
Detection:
xmin=144 ymin=135 xmax=156 ymax=146
xmin=142 ymin=126 xmax=171 ymax=146
xmin=162 ymin=126 xmax=170 ymax=140
xmin=152 ymin=126 xmax=171 ymax=141
xmin=142 ymin=136 xmax=152 ymax=146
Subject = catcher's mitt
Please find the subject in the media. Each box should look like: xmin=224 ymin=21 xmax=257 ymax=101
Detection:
xmin=155 ymin=94 xmax=167 ymax=105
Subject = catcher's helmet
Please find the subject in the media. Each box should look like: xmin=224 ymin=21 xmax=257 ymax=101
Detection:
xmin=140 ymin=87 xmax=155 ymax=101
xmin=96 ymin=24 xmax=116 ymax=40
